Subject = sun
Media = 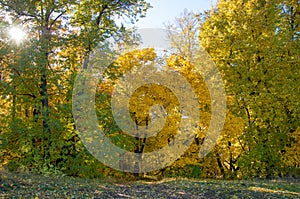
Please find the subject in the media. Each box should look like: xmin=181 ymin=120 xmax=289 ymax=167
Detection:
xmin=8 ymin=26 xmax=26 ymax=44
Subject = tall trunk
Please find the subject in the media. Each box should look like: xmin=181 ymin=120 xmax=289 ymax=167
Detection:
xmin=40 ymin=25 xmax=51 ymax=132
xmin=40 ymin=69 xmax=49 ymax=132
xmin=39 ymin=25 xmax=51 ymax=160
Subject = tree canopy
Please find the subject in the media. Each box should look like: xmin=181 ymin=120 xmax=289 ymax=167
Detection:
xmin=0 ymin=0 xmax=299 ymax=179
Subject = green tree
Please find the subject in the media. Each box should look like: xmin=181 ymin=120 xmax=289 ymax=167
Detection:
xmin=0 ymin=0 xmax=150 ymax=176
xmin=200 ymin=0 xmax=299 ymax=178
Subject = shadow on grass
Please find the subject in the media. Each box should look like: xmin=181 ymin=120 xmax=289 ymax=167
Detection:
xmin=0 ymin=169 xmax=299 ymax=198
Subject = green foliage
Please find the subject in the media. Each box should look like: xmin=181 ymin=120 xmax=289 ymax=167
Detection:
xmin=200 ymin=0 xmax=300 ymax=178
xmin=0 ymin=0 xmax=150 ymax=178
xmin=0 ymin=0 xmax=299 ymax=180
xmin=163 ymin=165 xmax=202 ymax=179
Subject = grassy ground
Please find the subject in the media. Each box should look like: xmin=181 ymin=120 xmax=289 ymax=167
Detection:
xmin=0 ymin=169 xmax=299 ymax=199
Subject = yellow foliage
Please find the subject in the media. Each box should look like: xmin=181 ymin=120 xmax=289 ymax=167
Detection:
xmin=114 ymin=48 xmax=157 ymax=74
xmin=283 ymin=127 xmax=300 ymax=167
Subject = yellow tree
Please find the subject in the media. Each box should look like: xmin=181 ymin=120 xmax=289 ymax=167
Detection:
xmin=97 ymin=44 xmax=242 ymax=178
xmin=96 ymin=48 xmax=200 ymax=176
xmin=96 ymin=47 xmax=158 ymax=151
xmin=165 ymin=54 xmax=245 ymax=178
xmin=165 ymin=10 xmax=246 ymax=178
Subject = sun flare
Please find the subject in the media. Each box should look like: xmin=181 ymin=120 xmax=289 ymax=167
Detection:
xmin=8 ymin=26 xmax=26 ymax=44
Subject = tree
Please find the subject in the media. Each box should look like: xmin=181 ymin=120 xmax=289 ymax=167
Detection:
xmin=164 ymin=9 xmax=245 ymax=179
xmin=0 ymin=0 xmax=150 ymax=175
xmin=200 ymin=0 xmax=299 ymax=178
xmin=165 ymin=9 xmax=200 ymax=61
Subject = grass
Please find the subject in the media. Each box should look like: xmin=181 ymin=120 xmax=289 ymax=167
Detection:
xmin=0 ymin=169 xmax=299 ymax=199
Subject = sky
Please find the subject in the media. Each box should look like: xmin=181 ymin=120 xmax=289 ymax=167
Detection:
xmin=135 ymin=0 xmax=217 ymax=28
xmin=131 ymin=0 xmax=217 ymax=50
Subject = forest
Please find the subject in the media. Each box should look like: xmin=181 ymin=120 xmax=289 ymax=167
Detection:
xmin=0 ymin=0 xmax=299 ymax=187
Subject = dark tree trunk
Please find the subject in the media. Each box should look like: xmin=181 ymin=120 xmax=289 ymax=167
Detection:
xmin=133 ymin=117 xmax=148 ymax=177
xmin=40 ymin=71 xmax=50 ymax=133
xmin=39 ymin=25 xmax=51 ymax=160
xmin=216 ymin=152 xmax=225 ymax=177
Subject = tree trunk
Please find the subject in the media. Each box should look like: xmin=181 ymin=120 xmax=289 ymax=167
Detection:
xmin=40 ymin=71 xmax=50 ymax=133
xmin=216 ymin=152 xmax=225 ymax=177
xmin=39 ymin=25 xmax=51 ymax=159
